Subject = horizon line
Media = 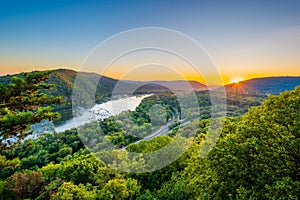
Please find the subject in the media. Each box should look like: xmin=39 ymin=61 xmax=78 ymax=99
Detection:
xmin=1 ymin=67 xmax=300 ymax=86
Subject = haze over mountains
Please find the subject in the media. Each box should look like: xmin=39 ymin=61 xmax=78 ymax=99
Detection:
xmin=1 ymin=69 xmax=300 ymax=102
xmin=225 ymin=76 xmax=300 ymax=95
xmin=0 ymin=69 xmax=207 ymax=103
xmin=1 ymin=68 xmax=299 ymax=126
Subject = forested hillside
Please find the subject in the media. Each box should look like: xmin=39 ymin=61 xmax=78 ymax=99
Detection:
xmin=0 ymin=69 xmax=209 ymax=125
xmin=0 ymin=69 xmax=210 ymax=104
xmin=0 ymin=69 xmax=138 ymax=103
xmin=0 ymin=75 xmax=299 ymax=199
xmin=226 ymin=76 xmax=300 ymax=95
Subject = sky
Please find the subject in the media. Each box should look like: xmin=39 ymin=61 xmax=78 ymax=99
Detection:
xmin=0 ymin=0 xmax=300 ymax=84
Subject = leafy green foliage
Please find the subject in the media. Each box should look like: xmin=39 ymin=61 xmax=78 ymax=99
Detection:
xmin=186 ymin=86 xmax=300 ymax=199
xmin=0 ymin=129 xmax=82 ymax=180
xmin=0 ymin=72 xmax=299 ymax=200
xmin=51 ymin=182 xmax=97 ymax=200
xmin=0 ymin=71 xmax=63 ymax=149
xmin=99 ymin=178 xmax=141 ymax=200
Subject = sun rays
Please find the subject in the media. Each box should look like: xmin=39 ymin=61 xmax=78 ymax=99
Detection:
xmin=227 ymin=80 xmax=253 ymax=94
xmin=230 ymin=77 xmax=244 ymax=84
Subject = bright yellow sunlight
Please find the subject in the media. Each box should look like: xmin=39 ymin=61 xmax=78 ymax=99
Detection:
xmin=230 ymin=77 xmax=244 ymax=84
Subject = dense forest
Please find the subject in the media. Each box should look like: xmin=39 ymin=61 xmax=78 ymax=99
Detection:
xmin=0 ymin=71 xmax=299 ymax=199
xmin=2 ymin=69 xmax=299 ymax=125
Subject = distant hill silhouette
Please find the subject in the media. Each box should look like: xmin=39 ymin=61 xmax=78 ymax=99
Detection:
xmin=0 ymin=69 xmax=137 ymax=103
xmin=0 ymin=69 xmax=208 ymax=103
xmin=2 ymin=70 xmax=299 ymax=125
xmin=45 ymin=69 xmax=139 ymax=103
xmin=2 ymin=70 xmax=299 ymax=98
xmin=134 ymin=80 xmax=207 ymax=94
xmin=225 ymin=76 xmax=300 ymax=95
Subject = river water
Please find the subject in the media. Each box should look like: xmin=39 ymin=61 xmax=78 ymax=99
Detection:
xmin=2 ymin=95 xmax=150 ymax=144
xmin=54 ymin=94 xmax=151 ymax=133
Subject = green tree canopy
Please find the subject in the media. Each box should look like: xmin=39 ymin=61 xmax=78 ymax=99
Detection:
xmin=0 ymin=71 xmax=63 ymax=149
xmin=188 ymin=86 xmax=300 ymax=199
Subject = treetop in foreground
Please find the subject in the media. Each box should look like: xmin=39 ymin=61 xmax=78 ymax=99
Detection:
xmin=0 ymin=70 xmax=63 ymax=149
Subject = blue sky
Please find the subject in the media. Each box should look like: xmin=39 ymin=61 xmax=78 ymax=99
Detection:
xmin=0 ymin=0 xmax=300 ymax=83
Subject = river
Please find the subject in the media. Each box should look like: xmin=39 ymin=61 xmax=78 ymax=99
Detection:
xmin=54 ymin=94 xmax=151 ymax=133
xmin=2 ymin=94 xmax=151 ymax=144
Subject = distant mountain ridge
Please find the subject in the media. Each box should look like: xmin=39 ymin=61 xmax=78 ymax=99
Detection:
xmin=0 ymin=69 xmax=209 ymax=125
xmin=0 ymin=69 xmax=134 ymax=103
xmin=1 ymin=69 xmax=299 ymax=125
xmin=0 ymin=69 xmax=208 ymax=103
xmin=134 ymin=80 xmax=207 ymax=94
xmin=2 ymin=69 xmax=299 ymax=99
xmin=225 ymin=76 xmax=300 ymax=95
xmin=150 ymin=80 xmax=207 ymax=91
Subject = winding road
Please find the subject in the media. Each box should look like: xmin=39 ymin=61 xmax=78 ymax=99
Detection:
xmin=134 ymin=115 xmax=175 ymax=144
xmin=122 ymin=112 xmax=194 ymax=149
xmin=122 ymin=112 xmax=176 ymax=149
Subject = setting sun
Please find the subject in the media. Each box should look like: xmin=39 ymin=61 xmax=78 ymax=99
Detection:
xmin=231 ymin=77 xmax=244 ymax=84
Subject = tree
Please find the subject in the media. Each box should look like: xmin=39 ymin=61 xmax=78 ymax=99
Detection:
xmin=51 ymin=182 xmax=97 ymax=200
xmin=99 ymin=178 xmax=141 ymax=200
xmin=8 ymin=171 xmax=44 ymax=199
xmin=188 ymin=86 xmax=300 ymax=199
xmin=58 ymin=153 xmax=103 ymax=185
xmin=0 ymin=180 xmax=17 ymax=200
xmin=0 ymin=155 xmax=21 ymax=179
xmin=0 ymin=71 xmax=63 ymax=149
xmin=155 ymin=172 xmax=190 ymax=200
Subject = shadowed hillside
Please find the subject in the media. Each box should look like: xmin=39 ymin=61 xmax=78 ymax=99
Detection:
xmin=0 ymin=69 xmax=208 ymax=102
xmin=225 ymin=76 xmax=300 ymax=95
xmin=0 ymin=69 xmax=208 ymax=124
xmin=134 ymin=80 xmax=207 ymax=94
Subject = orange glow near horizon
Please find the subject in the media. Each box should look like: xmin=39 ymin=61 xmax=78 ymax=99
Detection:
xmin=227 ymin=81 xmax=252 ymax=94
xmin=230 ymin=77 xmax=244 ymax=84
xmin=1 ymin=66 xmax=299 ymax=86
